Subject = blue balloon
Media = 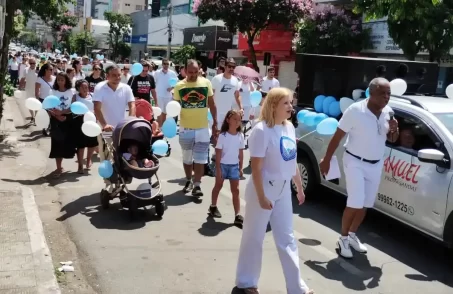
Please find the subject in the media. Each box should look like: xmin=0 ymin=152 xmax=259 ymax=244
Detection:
xmin=328 ymin=101 xmax=341 ymax=117
xmin=131 ymin=63 xmax=143 ymax=75
xmin=296 ymin=109 xmax=309 ymax=123
xmin=316 ymin=118 xmax=339 ymax=136
xmin=313 ymin=113 xmax=328 ymax=125
xmin=314 ymin=95 xmax=326 ymax=112
xmin=152 ymin=139 xmax=169 ymax=156
xmin=322 ymin=96 xmax=336 ymax=114
xmin=365 ymin=88 xmax=370 ymax=98
xmin=303 ymin=112 xmax=317 ymax=126
xmin=70 ymin=101 xmax=89 ymax=115
xmin=42 ymin=95 xmax=60 ymax=109
xmin=250 ymin=91 xmax=262 ymax=107
xmin=207 ymin=110 xmax=213 ymax=121
xmin=98 ymin=160 xmax=113 ymax=178
xmin=162 ymin=117 xmax=177 ymax=138
xmin=169 ymin=78 xmax=178 ymax=87
xmin=99 ymin=55 xmax=105 ymax=60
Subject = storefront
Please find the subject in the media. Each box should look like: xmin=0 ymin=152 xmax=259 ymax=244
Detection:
xmin=237 ymin=24 xmax=298 ymax=90
xmin=183 ymin=26 xmax=233 ymax=69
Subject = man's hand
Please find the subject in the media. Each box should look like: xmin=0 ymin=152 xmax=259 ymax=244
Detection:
xmin=239 ymin=108 xmax=244 ymax=117
xmin=319 ymin=158 xmax=330 ymax=177
xmin=389 ymin=118 xmax=398 ymax=133
xmin=103 ymin=124 xmax=114 ymax=132
xmin=167 ymin=87 xmax=173 ymax=92
xmin=296 ymin=184 xmax=305 ymax=205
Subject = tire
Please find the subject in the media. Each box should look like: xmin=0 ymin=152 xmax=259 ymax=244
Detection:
xmin=128 ymin=195 xmax=138 ymax=221
xmin=100 ymin=189 xmax=110 ymax=209
xmin=155 ymin=202 xmax=165 ymax=217
xmin=297 ymin=153 xmax=317 ymax=197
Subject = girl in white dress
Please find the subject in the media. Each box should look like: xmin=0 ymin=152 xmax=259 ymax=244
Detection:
xmin=235 ymin=88 xmax=314 ymax=294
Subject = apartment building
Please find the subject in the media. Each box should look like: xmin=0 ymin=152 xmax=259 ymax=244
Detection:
xmin=94 ymin=0 xmax=146 ymax=20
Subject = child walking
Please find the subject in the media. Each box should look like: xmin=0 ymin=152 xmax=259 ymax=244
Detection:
xmin=209 ymin=110 xmax=245 ymax=228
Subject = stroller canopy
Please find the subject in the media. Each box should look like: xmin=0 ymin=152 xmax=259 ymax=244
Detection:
xmin=135 ymin=99 xmax=153 ymax=121
xmin=113 ymin=117 xmax=153 ymax=150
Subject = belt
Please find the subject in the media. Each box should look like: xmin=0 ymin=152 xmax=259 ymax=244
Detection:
xmin=346 ymin=150 xmax=380 ymax=164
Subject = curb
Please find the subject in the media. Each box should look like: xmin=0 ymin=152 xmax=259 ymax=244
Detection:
xmin=0 ymin=95 xmax=17 ymax=134
xmin=21 ymin=186 xmax=61 ymax=294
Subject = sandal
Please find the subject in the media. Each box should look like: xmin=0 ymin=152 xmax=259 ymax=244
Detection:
xmin=52 ymin=169 xmax=64 ymax=178
xmin=77 ymin=168 xmax=84 ymax=174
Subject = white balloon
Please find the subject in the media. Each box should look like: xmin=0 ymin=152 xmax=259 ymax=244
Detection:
xmin=390 ymin=78 xmax=407 ymax=96
xmin=339 ymin=97 xmax=355 ymax=113
xmin=352 ymin=89 xmax=363 ymax=100
xmin=152 ymin=106 xmax=162 ymax=117
xmin=14 ymin=90 xmax=23 ymax=99
xmin=83 ymin=111 xmax=96 ymax=122
xmin=165 ymin=101 xmax=181 ymax=117
xmin=25 ymin=97 xmax=42 ymax=111
xmin=82 ymin=121 xmax=102 ymax=137
xmin=446 ymin=84 xmax=453 ymax=99
xmin=35 ymin=109 xmax=50 ymax=129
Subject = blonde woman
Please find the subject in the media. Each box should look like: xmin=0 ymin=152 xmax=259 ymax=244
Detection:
xmin=235 ymin=88 xmax=313 ymax=294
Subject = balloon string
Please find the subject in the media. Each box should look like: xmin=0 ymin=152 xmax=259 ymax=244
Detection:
xmin=297 ymin=130 xmax=316 ymax=141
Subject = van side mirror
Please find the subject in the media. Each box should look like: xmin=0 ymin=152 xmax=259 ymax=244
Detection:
xmin=417 ymin=149 xmax=445 ymax=165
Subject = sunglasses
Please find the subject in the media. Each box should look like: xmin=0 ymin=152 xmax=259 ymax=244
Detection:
xmin=29 ymin=63 xmax=36 ymax=65
xmin=163 ymin=63 xmax=169 ymax=65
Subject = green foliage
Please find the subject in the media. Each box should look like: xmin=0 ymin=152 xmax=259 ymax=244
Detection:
xmin=69 ymin=31 xmax=96 ymax=55
xmin=117 ymin=42 xmax=131 ymax=59
xmin=172 ymin=45 xmax=196 ymax=65
xmin=12 ymin=14 xmax=25 ymax=40
xmin=3 ymin=76 xmax=15 ymax=97
xmin=47 ymin=11 xmax=78 ymax=51
xmin=104 ymin=12 xmax=133 ymax=59
xmin=194 ymin=0 xmax=313 ymax=70
xmin=353 ymin=0 xmax=453 ymax=62
xmin=295 ymin=5 xmax=371 ymax=55
xmin=18 ymin=31 xmax=41 ymax=48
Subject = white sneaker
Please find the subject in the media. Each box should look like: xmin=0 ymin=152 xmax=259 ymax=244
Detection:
xmin=349 ymin=234 xmax=367 ymax=253
xmin=337 ymin=237 xmax=353 ymax=258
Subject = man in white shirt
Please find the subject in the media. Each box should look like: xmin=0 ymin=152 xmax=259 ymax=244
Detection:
xmin=259 ymin=67 xmax=280 ymax=97
xmin=18 ymin=57 xmax=28 ymax=90
xmin=211 ymin=58 xmax=243 ymax=130
xmin=154 ymin=58 xmax=177 ymax=125
xmin=21 ymin=58 xmax=38 ymax=123
xmin=120 ymin=65 xmax=131 ymax=84
xmin=319 ymin=78 xmax=399 ymax=259
xmin=93 ymin=65 xmax=136 ymax=161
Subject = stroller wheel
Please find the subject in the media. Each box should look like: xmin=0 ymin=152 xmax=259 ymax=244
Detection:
xmin=155 ymin=201 xmax=165 ymax=217
xmin=100 ymin=189 xmax=110 ymax=209
xmin=128 ymin=194 xmax=138 ymax=221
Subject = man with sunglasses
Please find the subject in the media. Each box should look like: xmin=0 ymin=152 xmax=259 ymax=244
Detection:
xmin=127 ymin=61 xmax=157 ymax=106
xmin=154 ymin=58 xmax=177 ymax=125
xmin=121 ymin=66 xmax=131 ymax=84
xmin=211 ymin=58 xmax=243 ymax=130
xmin=319 ymin=78 xmax=398 ymax=259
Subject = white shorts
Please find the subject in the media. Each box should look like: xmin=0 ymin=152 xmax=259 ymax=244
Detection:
xmin=157 ymin=96 xmax=172 ymax=114
xmin=343 ymin=152 xmax=384 ymax=209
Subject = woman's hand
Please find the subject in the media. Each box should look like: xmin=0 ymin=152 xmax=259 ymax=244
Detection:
xmin=258 ymin=195 xmax=273 ymax=210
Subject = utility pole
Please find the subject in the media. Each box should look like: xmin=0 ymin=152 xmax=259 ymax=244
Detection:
xmin=166 ymin=0 xmax=173 ymax=59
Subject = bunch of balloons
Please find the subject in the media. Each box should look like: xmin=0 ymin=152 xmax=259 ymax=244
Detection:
xmin=313 ymin=95 xmax=343 ymax=117
xmin=160 ymin=101 xmax=181 ymax=138
xmin=96 ymin=54 xmax=105 ymax=60
xmin=297 ymin=110 xmax=339 ymax=136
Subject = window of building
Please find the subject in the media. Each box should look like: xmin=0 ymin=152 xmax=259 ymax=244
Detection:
xmin=125 ymin=3 xmax=130 ymax=6
xmin=136 ymin=5 xmax=142 ymax=10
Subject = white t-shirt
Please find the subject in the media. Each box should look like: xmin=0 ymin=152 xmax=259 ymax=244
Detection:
xmin=75 ymin=93 xmax=94 ymax=111
xmin=261 ymin=77 xmax=280 ymax=93
xmin=51 ymin=89 xmax=74 ymax=110
xmin=36 ymin=76 xmax=56 ymax=99
xmin=339 ymin=99 xmax=392 ymax=160
xmin=10 ymin=61 xmax=19 ymax=71
xmin=216 ymin=132 xmax=245 ymax=164
xmin=24 ymin=68 xmax=38 ymax=97
xmin=75 ymin=72 xmax=85 ymax=81
xmin=248 ymin=121 xmax=297 ymax=180
xmin=238 ymin=81 xmax=254 ymax=107
xmin=154 ymin=69 xmax=177 ymax=99
xmin=93 ymin=82 xmax=135 ymax=128
xmin=121 ymin=73 xmax=131 ymax=84
xmin=211 ymin=74 xmax=240 ymax=113
xmin=19 ymin=63 xmax=27 ymax=79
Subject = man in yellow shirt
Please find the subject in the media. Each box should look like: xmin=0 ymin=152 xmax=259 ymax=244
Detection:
xmin=173 ymin=59 xmax=217 ymax=197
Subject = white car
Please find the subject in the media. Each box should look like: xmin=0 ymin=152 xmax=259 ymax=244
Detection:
xmin=295 ymin=95 xmax=453 ymax=248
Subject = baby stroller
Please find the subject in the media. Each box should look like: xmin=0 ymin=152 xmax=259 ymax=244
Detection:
xmin=135 ymin=99 xmax=171 ymax=157
xmin=99 ymin=117 xmax=166 ymax=220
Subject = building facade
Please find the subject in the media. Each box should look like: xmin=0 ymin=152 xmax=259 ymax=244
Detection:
xmin=130 ymin=10 xmax=152 ymax=61
xmin=94 ymin=0 xmax=111 ymax=19
xmin=0 ymin=0 xmax=4 ymax=48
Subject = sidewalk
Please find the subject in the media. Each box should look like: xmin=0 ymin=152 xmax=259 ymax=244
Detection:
xmin=0 ymin=95 xmax=60 ymax=294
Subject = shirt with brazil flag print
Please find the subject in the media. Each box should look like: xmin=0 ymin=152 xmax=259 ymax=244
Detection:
xmin=173 ymin=77 xmax=213 ymax=129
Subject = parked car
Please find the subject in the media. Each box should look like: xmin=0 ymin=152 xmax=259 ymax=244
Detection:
xmin=295 ymin=94 xmax=453 ymax=248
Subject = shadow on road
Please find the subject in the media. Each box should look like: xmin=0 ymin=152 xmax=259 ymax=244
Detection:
xmin=1 ymin=171 xmax=84 ymax=187
xmin=198 ymin=216 xmax=234 ymax=237
xmin=292 ymin=188 xmax=453 ymax=289
xmin=19 ymin=130 xmax=44 ymax=142
xmin=164 ymin=190 xmax=202 ymax=206
xmin=57 ymin=192 xmax=161 ymax=230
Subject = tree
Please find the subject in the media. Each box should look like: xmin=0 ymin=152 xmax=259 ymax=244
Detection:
xmin=117 ymin=42 xmax=131 ymax=60
xmin=104 ymin=12 xmax=132 ymax=59
xmin=193 ymin=0 xmax=313 ymax=71
xmin=294 ymin=5 xmax=371 ymax=55
xmin=354 ymin=0 xmax=453 ymax=62
xmin=0 ymin=0 xmax=73 ymax=123
xmin=47 ymin=11 xmax=78 ymax=51
xmin=172 ymin=45 xmax=196 ymax=65
xmin=69 ymin=31 xmax=96 ymax=55
xmin=18 ymin=30 xmax=41 ymax=49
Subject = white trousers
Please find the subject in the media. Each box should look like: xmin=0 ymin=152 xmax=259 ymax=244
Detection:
xmin=236 ymin=178 xmax=308 ymax=293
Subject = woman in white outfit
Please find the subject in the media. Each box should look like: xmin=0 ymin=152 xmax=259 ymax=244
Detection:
xmin=235 ymin=87 xmax=314 ymax=294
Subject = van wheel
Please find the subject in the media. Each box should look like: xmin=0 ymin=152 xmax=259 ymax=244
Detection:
xmin=297 ymin=154 xmax=317 ymax=197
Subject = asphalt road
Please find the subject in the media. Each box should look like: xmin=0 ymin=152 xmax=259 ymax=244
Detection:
xmin=27 ymin=132 xmax=452 ymax=294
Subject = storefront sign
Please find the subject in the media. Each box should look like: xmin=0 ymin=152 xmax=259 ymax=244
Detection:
xmin=238 ymin=29 xmax=293 ymax=51
xmin=183 ymin=26 xmax=233 ymax=51
xmin=131 ymin=34 xmax=148 ymax=44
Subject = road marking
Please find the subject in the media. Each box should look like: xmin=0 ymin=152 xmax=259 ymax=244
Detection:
xmin=163 ymin=156 xmax=365 ymax=277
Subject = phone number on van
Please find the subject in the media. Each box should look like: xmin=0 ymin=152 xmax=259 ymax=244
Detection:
xmin=377 ymin=193 xmax=414 ymax=215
